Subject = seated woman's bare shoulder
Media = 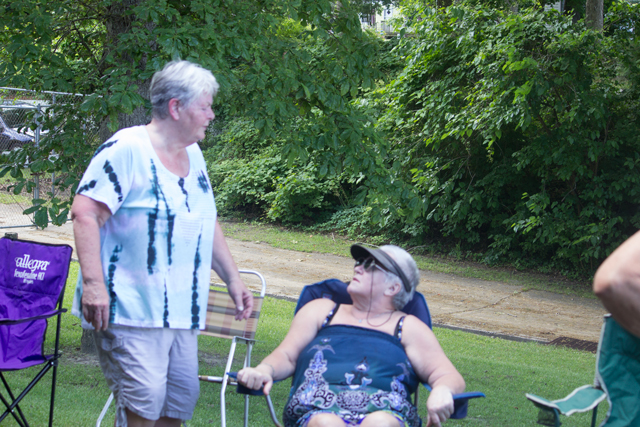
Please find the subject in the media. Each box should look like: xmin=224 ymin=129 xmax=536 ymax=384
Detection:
xmin=295 ymin=298 xmax=339 ymax=326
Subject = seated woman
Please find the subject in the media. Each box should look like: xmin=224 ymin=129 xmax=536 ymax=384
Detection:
xmin=237 ymin=244 xmax=465 ymax=427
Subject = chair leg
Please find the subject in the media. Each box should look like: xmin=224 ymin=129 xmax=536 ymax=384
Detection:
xmin=220 ymin=338 xmax=238 ymax=427
xmin=96 ymin=393 xmax=114 ymax=427
xmin=243 ymin=343 xmax=253 ymax=427
xmin=49 ymin=359 xmax=58 ymax=427
xmin=1 ymin=391 xmax=28 ymax=427
xmin=264 ymin=394 xmax=284 ymax=427
xmin=591 ymin=405 xmax=599 ymax=427
xmin=0 ymin=372 xmax=29 ymax=427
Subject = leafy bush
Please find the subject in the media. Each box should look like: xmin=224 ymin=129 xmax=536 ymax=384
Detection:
xmin=205 ymin=118 xmax=352 ymax=223
xmin=204 ymin=1 xmax=640 ymax=277
xmin=375 ymin=2 xmax=640 ymax=273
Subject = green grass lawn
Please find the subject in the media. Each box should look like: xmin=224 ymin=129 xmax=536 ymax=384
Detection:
xmin=1 ymin=262 xmax=607 ymax=426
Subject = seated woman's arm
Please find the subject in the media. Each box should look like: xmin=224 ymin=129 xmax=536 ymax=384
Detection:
xmin=402 ymin=315 xmax=466 ymax=427
xmin=237 ymin=298 xmax=335 ymax=395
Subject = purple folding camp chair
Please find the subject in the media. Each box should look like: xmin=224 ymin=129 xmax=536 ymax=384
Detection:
xmin=0 ymin=236 xmax=73 ymax=427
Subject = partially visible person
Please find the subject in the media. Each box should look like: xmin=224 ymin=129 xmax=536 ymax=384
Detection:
xmin=70 ymin=60 xmax=253 ymax=427
xmin=593 ymin=230 xmax=640 ymax=338
xmin=237 ymin=244 xmax=465 ymax=427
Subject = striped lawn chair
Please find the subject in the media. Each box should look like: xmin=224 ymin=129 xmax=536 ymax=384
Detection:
xmin=198 ymin=270 xmax=266 ymax=427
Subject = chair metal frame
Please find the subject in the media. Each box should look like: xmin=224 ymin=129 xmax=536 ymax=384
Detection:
xmin=198 ymin=270 xmax=267 ymax=427
xmin=0 ymin=237 xmax=72 ymax=427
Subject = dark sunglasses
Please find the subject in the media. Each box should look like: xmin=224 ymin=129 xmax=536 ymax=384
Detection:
xmin=354 ymin=257 xmax=387 ymax=273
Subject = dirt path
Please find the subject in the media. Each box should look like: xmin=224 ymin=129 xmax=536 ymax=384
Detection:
xmin=10 ymin=222 xmax=607 ymax=343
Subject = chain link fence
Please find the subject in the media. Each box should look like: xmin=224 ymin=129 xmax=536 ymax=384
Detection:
xmin=0 ymin=87 xmax=97 ymax=229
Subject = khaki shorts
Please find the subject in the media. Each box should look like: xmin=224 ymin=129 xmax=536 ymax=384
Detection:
xmin=94 ymin=325 xmax=200 ymax=426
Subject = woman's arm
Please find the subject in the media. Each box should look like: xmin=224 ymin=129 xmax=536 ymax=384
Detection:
xmin=402 ymin=315 xmax=465 ymax=427
xmin=594 ymin=230 xmax=640 ymax=338
xmin=211 ymin=219 xmax=253 ymax=320
xmin=70 ymin=194 xmax=112 ymax=331
xmin=237 ymin=298 xmax=335 ymax=395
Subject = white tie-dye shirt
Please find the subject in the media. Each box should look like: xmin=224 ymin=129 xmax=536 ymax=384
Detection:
xmin=72 ymin=126 xmax=216 ymax=329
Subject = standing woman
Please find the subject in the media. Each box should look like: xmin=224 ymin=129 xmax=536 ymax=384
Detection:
xmin=71 ymin=60 xmax=253 ymax=427
xmin=238 ymin=244 xmax=465 ymax=427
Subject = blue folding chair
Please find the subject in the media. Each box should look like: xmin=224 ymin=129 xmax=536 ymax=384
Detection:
xmin=294 ymin=278 xmax=432 ymax=329
xmin=230 ymin=278 xmax=484 ymax=426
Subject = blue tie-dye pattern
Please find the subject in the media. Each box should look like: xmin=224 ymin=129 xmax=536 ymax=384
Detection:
xmin=107 ymin=245 xmax=122 ymax=321
xmin=103 ymin=160 xmax=123 ymax=202
xmin=163 ymin=281 xmax=170 ymax=328
xmin=197 ymin=171 xmax=209 ymax=193
xmin=147 ymin=160 xmax=176 ymax=273
xmin=167 ymin=211 xmax=175 ymax=265
xmin=178 ymin=177 xmax=190 ymax=212
xmin=77 ymin=180 xmax=97 ymax=195
xmin=92 ymin=139 xmax=118 ymax=159
xmin=71 ymin=126 xmax=217 ymax=330
xmin=191 ymin=234 xmax=202 ymax=329
xmin=147 ymin=161 xmax=160 ymax=274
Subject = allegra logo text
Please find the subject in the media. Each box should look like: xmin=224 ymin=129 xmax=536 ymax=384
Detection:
xmin=15 ymin=254 xmax=51 ymax=272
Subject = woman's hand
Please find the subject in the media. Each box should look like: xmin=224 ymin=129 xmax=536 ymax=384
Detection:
xmin=426 ymin=385 xmax=454 ymax=427
xmin=81 ymin=280 xmax=111 ymax=330
xmin=228 ymin=278 xmax=254 ymax=321
xmin=237 ymin=363 xmax=275 ymax=395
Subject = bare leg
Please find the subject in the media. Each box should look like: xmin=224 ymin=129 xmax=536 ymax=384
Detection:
xmin=124 ymin=409 xmax=181 ymax=427
xmin=154 ymin=417 xmax=182 ymax=427
xmin=307 ymin=412 xmax=347 ymax=427
xmin=360 ymin=411 xmax=403 ymax=427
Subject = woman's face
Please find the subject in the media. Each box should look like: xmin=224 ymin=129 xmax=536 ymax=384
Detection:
xmin=350 ymin=257 xmax=388 ymax=296
xmin=179 ymin=92 xmax=215 ymax=142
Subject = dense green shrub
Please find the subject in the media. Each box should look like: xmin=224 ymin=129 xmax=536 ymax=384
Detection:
xmin=205 ymin=119 xmax=352 ymax=223
xmin=206 ymin=1 xmax=640 ymax=276
xmin=375 ymin=1 xmax=640 ymax=272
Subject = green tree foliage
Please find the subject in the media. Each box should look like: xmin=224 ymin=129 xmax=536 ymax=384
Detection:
xmin=375 ymin=1 xmax=640 ymax=271
xmin=0 ymin=0 xmax=387 ymax=226
xmin=202 ymin=21 xmax=403 ymax=224
xmin=208 ymin=1 xmax=640 ymax=274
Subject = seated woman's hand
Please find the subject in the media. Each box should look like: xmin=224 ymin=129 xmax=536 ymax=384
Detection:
xmin=237 ymin=363 xmax=275 ymax=395
xmin=426 ymin=385 xmax=454 ymax=427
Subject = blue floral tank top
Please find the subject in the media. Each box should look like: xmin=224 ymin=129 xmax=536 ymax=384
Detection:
xmin=283 ymin=308 xmax=421 ymax=426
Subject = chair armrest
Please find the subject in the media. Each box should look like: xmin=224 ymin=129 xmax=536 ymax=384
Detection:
xmin=526 ymin=385 xmax=606 ymax=416
xmin=450 ymin=391 xmax=486 ymax=419
xmin=421 ymin=384 xmax=486 ymax=419
xmin=0 ymin=308 xmax=67 ymax=326
xmin=227 ymin=372 xmax=283 ymax=427
xmin=227 ymin=371 xmax=285 ymax=396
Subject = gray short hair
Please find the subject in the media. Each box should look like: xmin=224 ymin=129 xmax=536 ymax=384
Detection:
xmin=150 ymin=60 xmax=219 ymax=120
xmin=380 ymin=245 xmax=419 ymax=310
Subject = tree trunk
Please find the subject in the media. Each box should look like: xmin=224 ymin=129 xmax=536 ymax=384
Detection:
xmin=585 ymin=0 xmax=603 ymax=30
xmin=98 ymin=0 xmax=153 ymax=142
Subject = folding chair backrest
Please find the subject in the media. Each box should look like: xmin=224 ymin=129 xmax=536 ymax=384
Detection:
xmin=0 ymin=237 xmax=72 ymax=369
xmin=294 ymin=278 xmax=432 ymax=329
xmin=596 ymin=315 xmax=640 ymax=426
xmin=201 ymin=289 xmax=264 ymax=340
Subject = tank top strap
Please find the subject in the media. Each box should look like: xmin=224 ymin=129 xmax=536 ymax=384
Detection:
xmin=322 ymin=303 xmax=340 ymax=328
xmin=394 ymin=315 xmax=407 ymax=341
